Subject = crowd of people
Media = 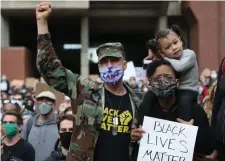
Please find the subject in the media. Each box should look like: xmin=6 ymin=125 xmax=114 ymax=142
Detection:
xmin=1 ymin=2 xmax=225 ymax=161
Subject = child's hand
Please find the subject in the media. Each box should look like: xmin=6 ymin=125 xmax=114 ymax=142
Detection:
xmin=147 ymin=50 xmax=154 ymax=59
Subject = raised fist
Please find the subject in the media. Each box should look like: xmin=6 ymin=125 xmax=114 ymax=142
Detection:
xmin=119 ymin=110 xmax=132 ymax=125
xmin=36 ymin=2 xmax=52 ymax=20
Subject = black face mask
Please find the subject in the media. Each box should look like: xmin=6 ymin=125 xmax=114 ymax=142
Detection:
xmin=24 ymin=98 xmax=34 ymax=111
xmin=59 ymin=132 xmax=72 ymax=150
xmin=150 ymin=76 xmax=178 ymax=100
xmin=25 ymin=105 xmax=34 ymax=111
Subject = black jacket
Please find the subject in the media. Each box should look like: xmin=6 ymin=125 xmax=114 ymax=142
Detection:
xmin=211 ymin=57 xmax=225 ymax=160
xmin=43 ymin=140 xmax=66 ymax=161
xmin=43 ymin=151 xmax=66 ymax=161
xmin=211 ymin=57 xmax=225 ymax=133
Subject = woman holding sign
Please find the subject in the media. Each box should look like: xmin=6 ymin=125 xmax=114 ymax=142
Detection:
xmin=131 ymin=60 xmax=215 ymax=161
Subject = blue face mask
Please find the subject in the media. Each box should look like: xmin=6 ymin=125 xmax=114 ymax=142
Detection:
xmin=99 ymin=65 xmax=124 ymax=86
xmin=38 ymin=102 xmax=53 ymax=115
xmin=3 ymin=123 xmax=18 ymax=139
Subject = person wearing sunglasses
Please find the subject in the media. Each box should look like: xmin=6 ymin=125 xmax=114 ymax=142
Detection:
xmin=2 ymin=100 xmax=21 ymax=113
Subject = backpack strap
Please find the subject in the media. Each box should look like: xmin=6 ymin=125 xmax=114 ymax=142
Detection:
xmin=26 ymin=117 xmax=34 ymax=141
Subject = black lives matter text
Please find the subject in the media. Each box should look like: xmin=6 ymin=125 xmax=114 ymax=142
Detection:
xmin=141 ymin=121 xmax=189 ymax=161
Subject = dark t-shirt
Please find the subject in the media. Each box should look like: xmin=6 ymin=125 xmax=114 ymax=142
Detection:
xmin=2 ymin=138 xmax=35 ymax=161
xmin=94 ymin=89 xmax=133 ymax=161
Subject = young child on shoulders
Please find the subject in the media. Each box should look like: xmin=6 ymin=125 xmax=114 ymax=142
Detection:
xmin=145 ymin=25 xmax=199 ymax=121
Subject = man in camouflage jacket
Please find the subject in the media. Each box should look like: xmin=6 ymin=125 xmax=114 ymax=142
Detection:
xmin=35 ymin=2 xmax=141 ymax=161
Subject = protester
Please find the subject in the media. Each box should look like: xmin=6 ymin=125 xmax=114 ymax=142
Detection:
xmin=211 ymin=57 xmax=225 ymax=161
xmin=2 ymin=100 xmax=21 ymax=113
xmin=21 ymin=96 xmax=36 ymax=121
xmin=0 ymin=75 xmax=10 ymax=93
xmin=198 ymin=84 xmax=209 ymax=104
xmin=35 ymin=2 xmax=140 ymax=161
xmin=141 ymin=84 xmax=149 ymax=93
xmin=1 ymin=92 xmax=9 ymax=100
xmin=11 ymin=91 xmax=23 ymax=102
xmin=63 ymin=107 xmax=72 ymax=115
xmin=1 ymin=110 xmax=35 ymax=161
xmin=129 ymin=76 xmax=138 ymax=90
xmin=21 ymin=91 xmax=58 ymax=161
xmin=202 ymin=81 xmax=217 ymax=122
xmin=137 ymin=79 xmax=144 ymax=90
xmin=44 ymin=114 xmax=73 ymax=161
xmin=198 ymin=68 xmax=218 ymax=104
xmin=21 ymin=110 xmax=35 ymax=121
xmin=23 ymin=96 xmax=35 ymax=112
xmin=58 ymin=101 xmax=71 ymax=115
xmin=131 ymin=60 xmax=214 ymax=160
xmin=146 ymin=25 xmax=199 ymax=122
xmin=200 ymin=68 xmax=216 ymax=88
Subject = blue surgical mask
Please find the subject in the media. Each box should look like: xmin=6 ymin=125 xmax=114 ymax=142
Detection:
xmin=99 ymin=65 xmax=124 ymax=86
xmin=38 ymin=102 xmax=53 ymax=115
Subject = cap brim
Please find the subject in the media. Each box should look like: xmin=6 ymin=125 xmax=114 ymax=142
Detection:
xmin=98 ymin=53 xmax=122 ymax=62
xmin=36 ymin=96 xmax=56 ymax=101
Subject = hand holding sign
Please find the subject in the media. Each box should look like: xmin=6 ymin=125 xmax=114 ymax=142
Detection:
xmin=131 ymin=127 xmax=146 ymax=142
xmin=205 ymin=150 xmax=218 ymax=161
xmin=194 ymin=153 xmax=217 ymax=161
xmin=177 ymin=118 xmax=194 ymax=125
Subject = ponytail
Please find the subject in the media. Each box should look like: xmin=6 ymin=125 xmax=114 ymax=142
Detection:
xmin=146 ymin=24 xmax=185 ymax=55
xmin=170 ymin=24 xmax=181 ymax=37
xmin=146 ymin=39 xmax=158 ymax=55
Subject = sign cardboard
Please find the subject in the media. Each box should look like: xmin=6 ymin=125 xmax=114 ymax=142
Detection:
xmin=123 ymin=61 xmax=136 ymax=81
xmin=25 ymin=77 xmax=39 ymax=88
xmin=10 ymin=79 xmax=24 ymax=89
xmin=137 ymin=116 xmax=198 ymax=161
xmin=135 ymin=67 xmax=147 ymax=82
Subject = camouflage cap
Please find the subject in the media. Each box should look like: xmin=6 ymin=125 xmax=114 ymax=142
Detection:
xmin=96 ymin=42 xmax=125 ymax=62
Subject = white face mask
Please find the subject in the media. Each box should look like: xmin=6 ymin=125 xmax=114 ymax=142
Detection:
xmin=1 ymin=75 xmax=7 ymax=80
xmin=198 ymin=86 xmax=203 ymax=93
xmin=0 ymin=81 xmax=8 ymax=91
xmin=211 ymin=71 xmax=217 ymax=80
xmin=143 ymin=87 xmax=148 ymax=92
xmin=138 ymin=83 xmax=143 ymax=88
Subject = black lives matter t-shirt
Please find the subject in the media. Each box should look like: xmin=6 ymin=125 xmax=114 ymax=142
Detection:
xmin=94 ymin=89 xmax=133 ymax=161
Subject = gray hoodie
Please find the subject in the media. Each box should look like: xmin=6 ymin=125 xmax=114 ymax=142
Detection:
xmin=164 ymin=49 xmax=199 ymax=92
xmin=21 ymin=114 xmax=58 ymax=161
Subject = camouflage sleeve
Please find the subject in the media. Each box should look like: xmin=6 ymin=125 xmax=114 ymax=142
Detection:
xmin=36 ymin=33 xmax=79 ymax=97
